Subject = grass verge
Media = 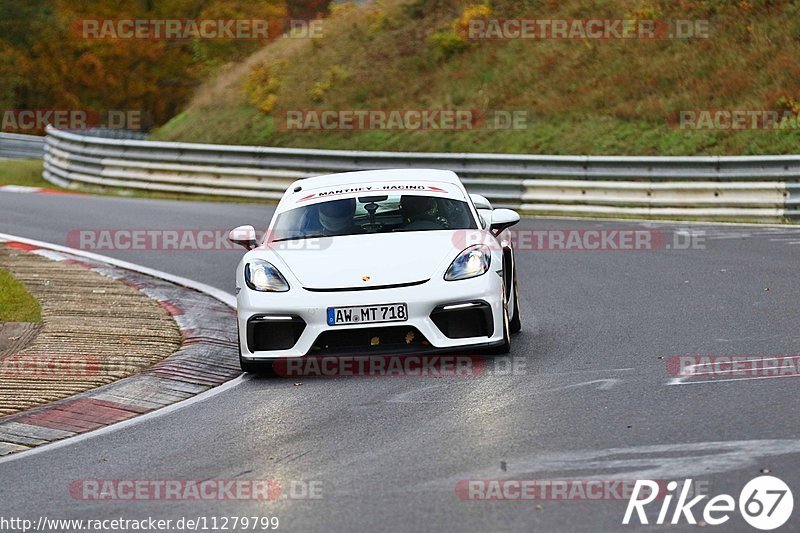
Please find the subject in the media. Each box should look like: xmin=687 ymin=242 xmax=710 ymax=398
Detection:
xmin=0 ymin=160 xmax=53 ymax=189
xmin=0 ymin=264 xmax=41 ymax=322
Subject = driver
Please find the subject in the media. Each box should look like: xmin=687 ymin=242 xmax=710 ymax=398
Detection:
xmin=400 ymin=195 xmax=439 ymax=227
xmin=318 ymin=198 xmax=359 ymax=236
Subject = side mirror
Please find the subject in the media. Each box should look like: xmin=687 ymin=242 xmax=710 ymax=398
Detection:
xmin=470 ymin=194 xmax=493 ymax=210
xmin=477 ymin=209 xmax=492 ymax=229
xmin=489 ymin=209 xmax=520 ymax=235
xmin=228 ymin=225 xmax=258 ymax=250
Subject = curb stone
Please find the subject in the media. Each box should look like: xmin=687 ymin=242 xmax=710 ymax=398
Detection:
xmin=0 ymin=243 xmax=240 ymax=456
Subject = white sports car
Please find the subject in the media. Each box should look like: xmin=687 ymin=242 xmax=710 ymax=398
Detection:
xmin=229 ymin=169 xmax=522 ymax=373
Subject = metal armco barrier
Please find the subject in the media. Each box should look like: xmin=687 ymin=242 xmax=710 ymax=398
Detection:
xmin=42 ymin=126 xmax=800 ymax=222
xmin=0 ymin=132 xmax=46 ymax=159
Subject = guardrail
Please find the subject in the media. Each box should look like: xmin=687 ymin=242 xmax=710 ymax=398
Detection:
xmin=42 ymin=126 xmax=799 ymax=222
xmin=0 ymin=133 xmax=46 ymax=159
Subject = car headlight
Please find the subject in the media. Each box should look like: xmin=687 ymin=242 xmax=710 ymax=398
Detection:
xmin=245 ymin=260 xmax=290 ymax=292
xmin=444 ymin=245 xmax=491 ymax=281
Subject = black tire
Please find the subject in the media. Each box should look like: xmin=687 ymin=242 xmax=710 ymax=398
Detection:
xmin=509 ymin=262 xmax=522 ymax=334
xmin=489 ymin=301 xmax=511 ymax=354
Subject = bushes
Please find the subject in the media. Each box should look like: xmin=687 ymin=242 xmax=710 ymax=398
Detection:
xmin=429 ymin=4 xmax=491 ymax=59
xmin=245 ymin=62 xmax=285 ymax=113
xmin=308 ymin=65 xmax=350 ymax=103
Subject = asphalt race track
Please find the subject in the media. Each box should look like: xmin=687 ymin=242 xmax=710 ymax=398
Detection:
xmin=2 ymin=190 xmax=800 ymax=532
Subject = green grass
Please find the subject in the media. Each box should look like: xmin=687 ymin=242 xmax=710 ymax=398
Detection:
xmin=0 ymin=160 xmax=52 ymax=188
xmin=152 ymin=0 xmax=800 ymax=156
xmin=0 ymin=266 xmax=41 ymax=322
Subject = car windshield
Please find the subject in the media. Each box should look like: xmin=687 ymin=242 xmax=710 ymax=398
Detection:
xmin=271 ymin=194 xmax=477 ymax=240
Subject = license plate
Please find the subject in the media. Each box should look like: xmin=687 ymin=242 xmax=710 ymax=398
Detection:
xmin=327 ymin=303 xmax=408 ymax=326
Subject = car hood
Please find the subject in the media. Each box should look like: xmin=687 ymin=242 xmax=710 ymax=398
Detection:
xmin=269 ymin=231 xmax=463 ymax=289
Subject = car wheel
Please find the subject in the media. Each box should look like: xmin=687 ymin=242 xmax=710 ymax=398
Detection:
xmin=509 ymin=263 xmax=522 ymax=334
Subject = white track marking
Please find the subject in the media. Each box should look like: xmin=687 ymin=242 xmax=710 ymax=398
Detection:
xmin=669 ymin=374 xmax=800 ymax=386
xmin=387 ymin=377 xmax=622 ymax=404
xmin=0 ymin=233 xmax=243 ymax=464
xmin=0 ymin=375 xmax=248 ymax=465
xmin=0 ymin=232 xmax=234 ymax=307
xmin=544 ymin=367 xmax=634 ymax=375
xmin=683 ymin=355 xmax=800 ymax=375
xmin=425 ymin=439 xmax=800 ymax=486
xmin=541 ymin=378 xmax=621 ymax=392
xmin=0 ymin=185 xmax=43 ymax=193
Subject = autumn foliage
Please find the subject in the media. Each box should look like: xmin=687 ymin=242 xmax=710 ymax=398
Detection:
xmin=0 ymin=0 xmax=330 ymax=131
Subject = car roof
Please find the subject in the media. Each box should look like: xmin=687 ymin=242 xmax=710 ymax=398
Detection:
xmin=289 ymin=169 xmax=462 ymax=191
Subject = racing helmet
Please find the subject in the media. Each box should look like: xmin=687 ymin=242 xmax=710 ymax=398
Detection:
xmin=319 ymin=198 xmax=356 ymax=233
xmin=400 ymin=195 xmax=436 ymax=221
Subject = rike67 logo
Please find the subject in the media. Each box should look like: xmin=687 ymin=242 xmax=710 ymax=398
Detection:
xmin=623 ymin=476 xmax=793 ymax=530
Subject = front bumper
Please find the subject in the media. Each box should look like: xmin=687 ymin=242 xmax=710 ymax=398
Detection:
xmin=237 ymin=272 xmax=505 ymax=359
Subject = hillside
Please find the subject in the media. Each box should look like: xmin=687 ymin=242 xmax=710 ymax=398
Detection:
xmin=153 ymin=0 xmax=800 ymax=155
xmin=0 ymin=0 xmax=326 ymax=131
